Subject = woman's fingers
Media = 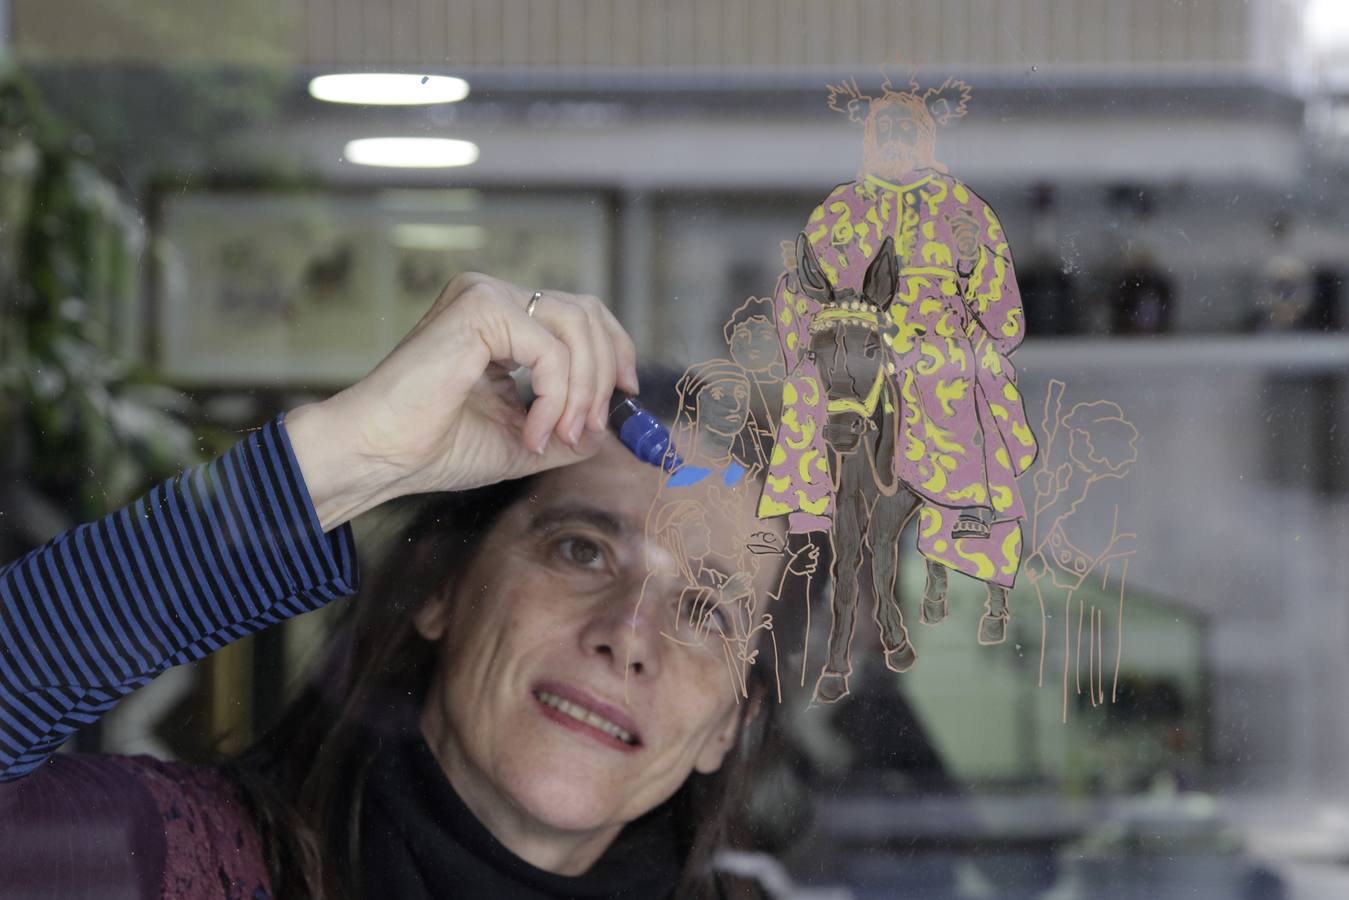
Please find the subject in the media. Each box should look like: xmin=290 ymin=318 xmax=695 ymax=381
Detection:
xmin=595 ymin=302 xmax=640 ymax=395
xmin=481 ymin=363 xmax=529 ymax=429
xmin=528 ymin=291 xmax=634 ymax=445
xmin=531 ymin=293 xmax=597 ymax=446
xmin=469 ymin=296 xmax=571 ymax=454
xmin=446 ymin=275 xmax=635 ymax=456
xmin=580 ymin=297 xmax=618 ymax=430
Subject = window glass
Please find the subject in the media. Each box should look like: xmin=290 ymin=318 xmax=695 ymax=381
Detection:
xmin=1 ymin=2 xmax=1344 ymax=898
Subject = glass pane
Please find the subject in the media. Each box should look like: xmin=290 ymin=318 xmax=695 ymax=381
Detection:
xmin=0 ymin=3 xmax=1343 ymax=899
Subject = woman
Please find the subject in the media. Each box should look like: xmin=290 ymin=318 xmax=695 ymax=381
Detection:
xmin=0 ymin=273 xmax=786 ymax=899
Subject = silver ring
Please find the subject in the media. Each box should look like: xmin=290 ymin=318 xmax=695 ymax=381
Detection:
xmin=526 ymin=291 xmax=543 ymax=318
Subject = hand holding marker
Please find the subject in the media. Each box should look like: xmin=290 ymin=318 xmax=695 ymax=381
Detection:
xmin=608 ymin=393 xmax=683 ymax=472
xmin=520 ymin=373 xmax=681 ymax=472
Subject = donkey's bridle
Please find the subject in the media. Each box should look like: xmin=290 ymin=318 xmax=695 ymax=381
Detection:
xmin=826 ymin=366 xmax=886 ymax=418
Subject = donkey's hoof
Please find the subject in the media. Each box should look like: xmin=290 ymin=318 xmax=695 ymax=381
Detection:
xmin=884 ymin=640 xmax=918 ymax=673
xmin=978 ymin=614 xmax=1009 ymax=646
xmin=813 ymin=671 xmax=850 ymax=704
xmin=921 ymin=597 xmax=949 ymax=625
xmin=922 ymin=562 xmax=949 ymax=608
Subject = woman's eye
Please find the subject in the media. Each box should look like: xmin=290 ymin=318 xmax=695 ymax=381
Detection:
xmin=556 ymin=536 xmax=605 ymax=569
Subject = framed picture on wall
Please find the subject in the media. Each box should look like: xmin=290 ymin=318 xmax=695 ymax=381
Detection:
xmin=153 ymin=187 xmax=612 ymax=386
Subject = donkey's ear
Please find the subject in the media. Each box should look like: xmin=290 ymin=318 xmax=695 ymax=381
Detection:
xmin=795 ymin=233 xmax=833 ymax=302
xmin=863 ymin=236 xmax=898 ymax=310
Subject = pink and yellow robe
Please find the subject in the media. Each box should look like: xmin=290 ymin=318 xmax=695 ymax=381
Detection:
xmin=757 ymin=170 xmax=1038 ymax=588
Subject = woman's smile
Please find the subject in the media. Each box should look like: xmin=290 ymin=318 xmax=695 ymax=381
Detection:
xmin=533 ymin=681 xmax=643 ymax=752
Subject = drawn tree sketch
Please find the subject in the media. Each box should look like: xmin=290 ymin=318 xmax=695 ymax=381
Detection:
xmin=1022 ymin=379 xmax=1139 ymax=722
xmin=757 ymin=66 xmax=1038 ymax=703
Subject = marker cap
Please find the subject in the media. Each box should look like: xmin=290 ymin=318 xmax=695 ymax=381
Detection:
xmin=609 ymin=395 xmax=682 ymax=472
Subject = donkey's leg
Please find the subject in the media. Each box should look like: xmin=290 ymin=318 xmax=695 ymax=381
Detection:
xmin=921 ymin=560 xmax=950 ymax=625
xmin=870 ymin=489 xmax=920 ymax=672
xmin=814 ymin=482 xmax=867 ymax=704
xmin=978 ymin=583 xmax=1011 ymax=645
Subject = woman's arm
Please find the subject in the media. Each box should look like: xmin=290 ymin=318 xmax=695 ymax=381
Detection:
xmin=0 ymin=272 xmax=638 ymax=781
xmin=0 ymin=414 xmax=356 ymax=781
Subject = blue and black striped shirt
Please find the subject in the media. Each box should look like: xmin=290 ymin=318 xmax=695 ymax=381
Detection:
xmin=0 ymin=413 xmax=359 ymax=781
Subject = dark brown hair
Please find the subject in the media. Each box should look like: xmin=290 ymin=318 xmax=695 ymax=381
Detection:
xmin=227 ymin=382 xmax=777 ymax=899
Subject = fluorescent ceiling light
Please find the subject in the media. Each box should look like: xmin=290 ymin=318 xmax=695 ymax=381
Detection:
xmin=380 ymin=189 xmax=481 ymax=213
xmin=1308 ymin=0 xmax=1349 ymax=50
xmin=392 ymin=224 xmax=487 ymax=250
xmin=310 ymin=73 xmax=469 ymax=105
xmin=344 ymin=138 xmax=479 ymax=168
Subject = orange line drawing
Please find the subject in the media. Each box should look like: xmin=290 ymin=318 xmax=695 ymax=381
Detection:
xmin=1023 ymin=379 xmax=1139 ymax=722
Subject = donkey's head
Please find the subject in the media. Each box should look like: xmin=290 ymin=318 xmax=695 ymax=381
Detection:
xmin=796 ymin=234 xmax=898 ymax=454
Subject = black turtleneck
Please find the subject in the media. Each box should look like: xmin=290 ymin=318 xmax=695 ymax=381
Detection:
xmin=356 ymin=728 xmax=684 ymax=899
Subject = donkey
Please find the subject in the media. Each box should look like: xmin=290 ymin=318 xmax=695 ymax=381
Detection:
xmin=794 ymin=234 xmax=938 ymax=703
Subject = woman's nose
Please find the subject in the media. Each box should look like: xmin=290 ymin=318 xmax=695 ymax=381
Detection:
xmin=578 ymin=586 xmax=664 ymax=680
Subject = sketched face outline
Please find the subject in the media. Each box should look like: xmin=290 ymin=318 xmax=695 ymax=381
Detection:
xmin=728 ymin=316 xmax=781 ymax=374
xmin=864 ymin=96 xmax=937 ymax=175
xmin=693 ymin=372 xmax=751 ymax=439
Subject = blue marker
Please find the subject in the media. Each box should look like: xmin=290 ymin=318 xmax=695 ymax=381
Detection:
xmin=608 ymin=394 xmax=682 ymax=472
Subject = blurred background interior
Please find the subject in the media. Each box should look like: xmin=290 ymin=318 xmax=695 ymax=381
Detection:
xmin=1 ymin=1 xmax=1347 ymax=898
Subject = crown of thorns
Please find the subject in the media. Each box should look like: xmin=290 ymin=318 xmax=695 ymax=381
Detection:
xmin=826 ymin=65 xmax=973 ymax=126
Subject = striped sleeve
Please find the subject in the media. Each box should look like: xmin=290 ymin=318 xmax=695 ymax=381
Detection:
xmin=0 ymin=412 xmax=359 ymax=781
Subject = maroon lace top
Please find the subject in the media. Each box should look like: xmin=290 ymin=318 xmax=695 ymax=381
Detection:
xmin=0 ymin=752 xmax=273 ymax=899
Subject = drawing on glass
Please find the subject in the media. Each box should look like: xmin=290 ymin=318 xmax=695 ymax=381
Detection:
xmin=756 ymin=67 xmax=1037 ymax=703
xmin=1023 ymin=379 xmax=1139 ymax=722
xmin=635 ymin=359 xmax=819 ymax=705
xmin=631 ymin=67 xmax=1139 ymax=715
xmin=723 ymin=296 xmax=786 ymax=472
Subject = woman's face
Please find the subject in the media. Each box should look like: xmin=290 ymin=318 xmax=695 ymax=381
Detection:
xmin=415 ymin=436 xmax=781 ymax=870
xmin=694 ymin=374 xmax=750 ymax=439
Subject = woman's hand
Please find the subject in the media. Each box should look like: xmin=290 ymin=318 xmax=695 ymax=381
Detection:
xmin=286 ymin=273 xmax=639 ymax=530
